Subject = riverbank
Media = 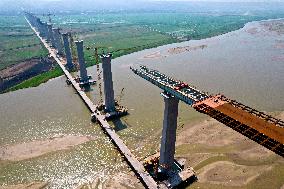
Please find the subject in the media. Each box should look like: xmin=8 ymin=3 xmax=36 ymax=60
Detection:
xmin=0 ymin=18 xmax=283 ymax=188
xmin=2 ymin=15 xmax=261 ymax=93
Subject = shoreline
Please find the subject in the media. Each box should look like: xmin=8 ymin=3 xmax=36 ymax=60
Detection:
xmin=0 ymin=135 xmax=96 ymax=162
xmin=0 ymin=17 xmax=283 ymax=188
xmin=2 ymin=17 xmax=275 ymax=94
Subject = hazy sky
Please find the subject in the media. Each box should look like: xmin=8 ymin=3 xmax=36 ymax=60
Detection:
xmin=0 ymin=0 xmax=283 ymax=13
xmin=37 ymin=0 xmax=284 ymax=1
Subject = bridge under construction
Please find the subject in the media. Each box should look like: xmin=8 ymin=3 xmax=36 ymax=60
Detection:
xmin=130 ymin=65 xmax=284 ymax=158
xmin=25 ymin=11 xmax=283 ymax=189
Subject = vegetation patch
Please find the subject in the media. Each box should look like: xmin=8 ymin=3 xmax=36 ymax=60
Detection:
xmin=6 ymin=67 xmax=63 ymax=92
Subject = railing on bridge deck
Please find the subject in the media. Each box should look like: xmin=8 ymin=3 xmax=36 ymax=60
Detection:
xmin=130 ymin=65 xmax=209 ymax=106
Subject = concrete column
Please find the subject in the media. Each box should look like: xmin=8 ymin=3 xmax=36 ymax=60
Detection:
xmin=38 ymin=22 xmax=45 ymax=37
xmin=36 ymin=18 xmax=43 ymax=36
xmin=47 ymin=24 xmax=56 ymax=47
xmin=75 ymin=40 xmax=88 ymax=82
xmin=52 ymin=28 xmax=58 ymax=48
xmin=62 ymin=33 xmax=73 ymax=69
xmin=52 ymin=28 xmax=64 ymax=55
xmin=47 ymin=24 xmax=52 ymax=42
xmin=42 ymin=22 xmax=48 ymax=39
xmin=101 ymin=54 xmax=115 ymax=112
xmin=30 ymin=15 xmax=36 ymax=26
xmin=159 ymin=93 xmax=179 ymax=172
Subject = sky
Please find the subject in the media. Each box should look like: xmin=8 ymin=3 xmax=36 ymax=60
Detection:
xmin=38 ymin=0 xmax=284 ymax=1
xmin=0 ymin=0 xmax=283 ymax=13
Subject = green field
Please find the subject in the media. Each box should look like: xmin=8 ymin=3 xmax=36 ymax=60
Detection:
xmin=2 ymin=10 xmax=284 ymax=92
xmin=0 ymin=16 xmax=48 ymax=70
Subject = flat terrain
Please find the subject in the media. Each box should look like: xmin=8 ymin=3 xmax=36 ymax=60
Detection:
xmin=175 ymin=112 xmax=284 ymax=189
xmin=0 ymin=10 xmax=284 ymax=189
xmin=0 ymin=16 xmax=50 ymax=92
xmin=0 ymin=135 xmax=96 ymax=161
xmin=2 ymin=10 xmax=284 ymax=92
xmin=0 ymin=16 xmax=48 ymax=70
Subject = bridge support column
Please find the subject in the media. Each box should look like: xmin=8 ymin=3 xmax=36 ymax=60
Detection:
xmin=47 ymin=24 xmax=54 ymax=44
xmin=35 ymin=18 xmax=42 ymax=34
xmin=75 ymin=40 xmax=88 ymax=83
xmin=53 ymin=28 xmax=64 ymax=55
xmin=62 ymin=33 xmax=73 ymax=70
xmin=38 ymin=22 xmax=45 ymax=37
xmin=101 ymin=54 xmax=115 ymax=112
xmin=42 ymin=22 xmax=48 ymax=39
xmin=159 ymin=93 xmax=179 ymax=174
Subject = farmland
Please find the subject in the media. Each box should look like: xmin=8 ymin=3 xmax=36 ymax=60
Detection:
xmin=0 ymin=16 xmax=48 ymax=70
xmin=1 ymin=10 xmax=284 ymax=92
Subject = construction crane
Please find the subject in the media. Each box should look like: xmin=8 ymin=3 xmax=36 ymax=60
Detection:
xmin=131 ymin=65 xmax=284 ymax=157
xmin=94 ymin=47 xmax=103 ymax=104
xmin=68 ymin=31 xmax=79 ymax=68
xmin=86 ymin=44 xmax=110 ymax=104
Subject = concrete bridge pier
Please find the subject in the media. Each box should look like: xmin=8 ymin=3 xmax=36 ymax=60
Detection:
xmin=42 ymin=22 xmax=48 ymax=39
xmin=159 ymin=92 xmax=179 ymax=174
xmin=53 ymin=28 xmax=64 ymax=55
xmin=75 ymin=40 xmax=89 ymax=83
xmin=101 ymin=54 xmax=115 ymax=112
xmin=47 ymin=24 xmax=53 ymax=43
xmin=35 ymin=18 xmax=42 ymax=34
xmin=47 ymin=24 xmax=56 ymax=47
xmin=38 ymin=23 xmax=45 ymax=37
xmin=29 ymin=14 xmax=36 ymax=27
xmin=62 ymin=33 xmax=73 ymax=70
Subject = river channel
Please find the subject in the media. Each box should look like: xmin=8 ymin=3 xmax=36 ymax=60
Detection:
xmin=0 ymin=19 xmax=283 ymax=188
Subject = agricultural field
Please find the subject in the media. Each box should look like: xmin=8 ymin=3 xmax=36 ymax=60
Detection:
xmin=0 ymin=16 xmax=48 ymax=70
xmin=2 ymin=10 xmax=284 ymax=92
xmin=0 ymin=16 xmax=50 ymax=92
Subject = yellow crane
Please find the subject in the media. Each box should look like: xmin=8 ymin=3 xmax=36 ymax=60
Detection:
xmin=68 ymin=31 xmax=79 ymax=69
xmin=86 ymin=45 xmax=136 ymax=105
xmin=94 ymin=47 xmax=103 ymax=104
xmin=86 ymin=44 xmax=109 ymax=104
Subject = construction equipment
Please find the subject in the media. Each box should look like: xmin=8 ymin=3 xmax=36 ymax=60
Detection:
xmin=94 ymin=47 xmax=103 ymax=104
xmin=86 ymin=44 xmax=110 ymax=104
xmin=69 ymin=32 xmax=79 ymax=68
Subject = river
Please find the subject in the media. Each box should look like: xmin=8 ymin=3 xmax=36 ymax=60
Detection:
xmin=0 ymin=19 xmax=283 ymax=188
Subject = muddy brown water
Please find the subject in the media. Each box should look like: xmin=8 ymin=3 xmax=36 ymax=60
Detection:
xmin=0 ymin=20 xmax=283 ymax=188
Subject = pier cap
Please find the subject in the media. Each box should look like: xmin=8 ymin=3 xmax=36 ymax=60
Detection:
xmin=100 ymin=53 xmax=112 ymax=59
xmin=53 ymin=28 xmax=60 ymax=31
xmin=75 ymin=40 xmax=84 ymax=44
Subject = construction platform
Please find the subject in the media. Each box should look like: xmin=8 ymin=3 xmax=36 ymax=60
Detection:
xmin=95 ymin=101 xmax=128 ymax=120
xmin=74 ymin=75 xmax=96 ymax=87
xmin=143 ymin=154 xmax=197 ymax=188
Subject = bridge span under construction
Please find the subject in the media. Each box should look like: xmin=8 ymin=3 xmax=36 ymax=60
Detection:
xmin=131 ymin=65 xmax=284 ymax=157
